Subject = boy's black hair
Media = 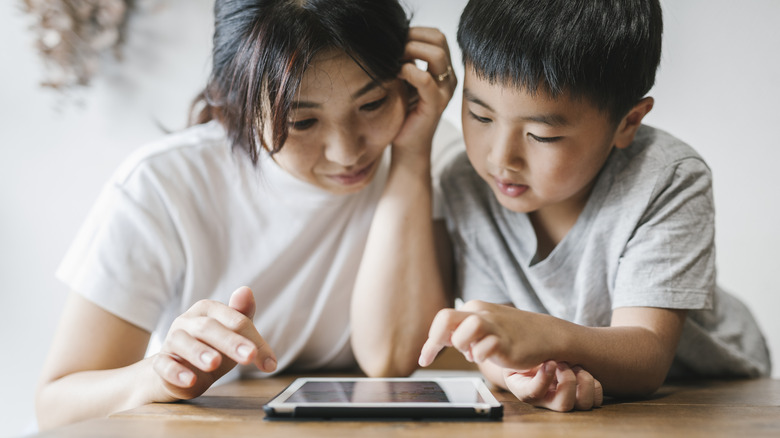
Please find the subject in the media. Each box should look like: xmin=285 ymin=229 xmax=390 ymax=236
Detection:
xmin=457 ymin=0 xmax=662 ymax=123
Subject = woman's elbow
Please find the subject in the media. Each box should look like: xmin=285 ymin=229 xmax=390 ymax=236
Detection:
xmin=354 ymin=345 xmax=418 ymax=378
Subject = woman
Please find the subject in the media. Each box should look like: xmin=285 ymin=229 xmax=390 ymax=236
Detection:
xmin=35 ymin=0 xmax=457 ymax=429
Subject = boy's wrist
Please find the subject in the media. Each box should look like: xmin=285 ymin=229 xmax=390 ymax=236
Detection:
xmin=538 ymin=313 xmax=582 ymax=366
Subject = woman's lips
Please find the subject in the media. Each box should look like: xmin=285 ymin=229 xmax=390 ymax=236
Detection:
xmin=495 ymin=177 xmax=529 ymax=197
xmin=328 ymin=161 xmax=375 ymax=185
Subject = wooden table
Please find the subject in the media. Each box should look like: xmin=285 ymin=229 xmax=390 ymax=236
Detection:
xmin=33 ymin=372 xmax=780 ymax=438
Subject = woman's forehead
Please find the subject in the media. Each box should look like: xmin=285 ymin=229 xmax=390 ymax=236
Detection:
xmin=297 ymin=51 xmax=390 ymax=102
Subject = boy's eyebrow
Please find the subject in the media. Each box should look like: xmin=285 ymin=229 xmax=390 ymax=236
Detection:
xmin=293 ymin=80 xmax=380 ymax=110
xmin=463 ymin=88 xmax=493 ymax=111
xmin=463 ymin=88 xmax=570 ymax=127
xmin=521 ymin=113 xmax=570 ymax=127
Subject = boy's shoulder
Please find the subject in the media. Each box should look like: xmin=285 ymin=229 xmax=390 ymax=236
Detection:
xmin=440 ymin=149 xmax=488 ymax=199
xmin=622 ymin=124 xmax=709 ymax=175
xmin=439 ymin=150 xmax=500 ymax=226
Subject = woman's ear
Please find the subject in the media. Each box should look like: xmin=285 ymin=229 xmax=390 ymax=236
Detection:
xmin=614 ymin=96 xmax=654 ymax=149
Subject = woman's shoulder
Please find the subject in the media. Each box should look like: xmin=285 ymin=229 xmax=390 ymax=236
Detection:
xmin=111 ymin=121 xmax=234 ymax=187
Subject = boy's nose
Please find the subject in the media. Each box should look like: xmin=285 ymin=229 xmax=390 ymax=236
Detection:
xmin=488 ymin=132 xmax=524 ymax=171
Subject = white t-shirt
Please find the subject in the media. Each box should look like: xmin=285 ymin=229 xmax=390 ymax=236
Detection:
xmin=57 ymin=119 xmax=463 ymax=376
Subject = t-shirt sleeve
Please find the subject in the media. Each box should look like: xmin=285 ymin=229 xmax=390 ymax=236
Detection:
xmin=56 ymin=165 xmax=185 ymax=332
xmin=612 ymin=157 xmax=715 ymax=310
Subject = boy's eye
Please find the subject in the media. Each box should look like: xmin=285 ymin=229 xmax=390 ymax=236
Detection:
xmin=360 ymin=96 xmax=388 ymax=111
xmin=468 ymin=110 xmax=492 ymax=124
xmin=528 ymin=133 xmax=563 ymax=143
xmin=289 ymin=118 xmax=317 ymax=130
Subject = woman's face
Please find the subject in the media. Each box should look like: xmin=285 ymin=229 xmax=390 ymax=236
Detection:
xmin=266 ymin=51 xmax=407 ymax=194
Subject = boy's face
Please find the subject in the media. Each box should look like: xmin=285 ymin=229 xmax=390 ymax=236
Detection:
xmin=461 ymin=66 xmax=621 ymax=216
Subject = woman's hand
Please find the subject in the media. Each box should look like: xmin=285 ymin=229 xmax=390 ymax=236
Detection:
xmin=504 ymin=362 xmax=604 ymax=412
xmin=151 ymin=286 xmax=277 ymax=402
xmin=392 ymin=27 xmax=457 ymax=164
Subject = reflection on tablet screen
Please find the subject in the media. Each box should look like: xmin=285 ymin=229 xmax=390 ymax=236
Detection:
xmin=286 ymin=380 xmax=485 ymax=404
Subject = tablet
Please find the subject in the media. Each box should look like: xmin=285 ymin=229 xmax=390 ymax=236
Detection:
xmin=263 ymin=377 xmax=503 ymax=420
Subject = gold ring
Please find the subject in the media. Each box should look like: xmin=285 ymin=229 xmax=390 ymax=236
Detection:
xmin=435 ymin=65 xmax=453 ymax=83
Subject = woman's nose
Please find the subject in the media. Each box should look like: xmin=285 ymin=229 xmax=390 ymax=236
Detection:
xmin=324 ymin=127 xmax=366 ymax=167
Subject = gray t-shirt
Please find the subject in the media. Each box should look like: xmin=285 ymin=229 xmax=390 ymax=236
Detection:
xmin=442 ymin=124 xmax=771 ymax=378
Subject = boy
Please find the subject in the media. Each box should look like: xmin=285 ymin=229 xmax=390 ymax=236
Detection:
xmin=418 ymin=0 xmax=771 ymax=412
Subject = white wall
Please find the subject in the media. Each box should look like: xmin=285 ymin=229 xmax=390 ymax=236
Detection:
xmin=1 ymin=1 xmax=778 ymax=436
xmin=0 ymin=1 xmax=215 ymax=436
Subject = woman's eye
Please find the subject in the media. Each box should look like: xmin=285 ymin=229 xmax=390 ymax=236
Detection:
xmin=468 ymin=110 xmax=492 ymax=124
xmin=289 ymin=118 xmax=317 ymax=130
xmin=360 ymin=96 xmax=388 ymax=111
xmin=528 ymin=133 xmax=563 ymax=143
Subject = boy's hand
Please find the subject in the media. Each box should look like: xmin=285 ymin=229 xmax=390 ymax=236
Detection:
xmin=504 ymin=361 xmax=603 ymax=412
xmin=418 ymin=300 xmax=552 ymax=370
xmin=151 ymin=286 xmax=277 ymax=402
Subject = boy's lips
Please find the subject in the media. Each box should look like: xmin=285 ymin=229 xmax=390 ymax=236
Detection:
xmin=494 ymin=177 xmax=529 ymax=197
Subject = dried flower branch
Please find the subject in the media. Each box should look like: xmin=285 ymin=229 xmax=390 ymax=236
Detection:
xmin=22 ymin=0 xmax=135 ymax=89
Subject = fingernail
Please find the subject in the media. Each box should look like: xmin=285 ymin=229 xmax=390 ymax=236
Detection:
xmin=237 ymin=345 xmax=252 ymax=360
xmin=200 ymin=351 xmax=217 ymax=366
xmin=263 ymin=357 xmax=277 ymax=373
xmin=179 ymin=371 xmax=194 ymax=386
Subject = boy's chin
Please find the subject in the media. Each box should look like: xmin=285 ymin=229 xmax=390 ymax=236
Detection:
xmin=493 ymin=191 xmax=537 ymax=214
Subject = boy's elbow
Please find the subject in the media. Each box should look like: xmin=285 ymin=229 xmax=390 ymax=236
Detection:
xmin=604 ymin=371 xmax=666 ymax=399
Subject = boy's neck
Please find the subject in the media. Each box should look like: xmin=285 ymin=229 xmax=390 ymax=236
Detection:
xmin=528 ymin=209 xmax=574 ymax=261
xmin=527 ymin=181 xmax=594 ymax=260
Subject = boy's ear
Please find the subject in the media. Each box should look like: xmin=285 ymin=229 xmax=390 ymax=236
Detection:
xmin=614 ymin=97 xmax=654 ymax=149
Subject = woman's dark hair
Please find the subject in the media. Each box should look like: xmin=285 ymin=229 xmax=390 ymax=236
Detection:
xmin=191 ymin=0 xmax=410 ymax=164
xmin=457 ymin=0 xmax=662 ymax=123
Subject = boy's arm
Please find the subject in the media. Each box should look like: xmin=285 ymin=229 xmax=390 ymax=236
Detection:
xmin=584 ymin=306 xmax=687 ymax=396
xmin=420 ymin=301 xmax=686 ymax=397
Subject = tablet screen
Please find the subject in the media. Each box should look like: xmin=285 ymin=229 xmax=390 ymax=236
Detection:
xmin=285 ymin=379 xmax=486 ymax=404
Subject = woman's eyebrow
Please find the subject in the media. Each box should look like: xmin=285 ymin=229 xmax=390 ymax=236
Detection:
xmin=351 ymin=80 xmax=380 ymax=100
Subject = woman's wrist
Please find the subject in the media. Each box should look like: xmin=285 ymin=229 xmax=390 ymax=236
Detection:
xmin=131 ymin=356 xmax=178 ymax=407
xmin=389 ymin=143 xmax=434 ymax=178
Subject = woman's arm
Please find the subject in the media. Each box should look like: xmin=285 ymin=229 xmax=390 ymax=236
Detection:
xmin=36 ymin=287 xmax=275 ymax=430
xmin=36 ymin=292 xmax=158 ymax=429
xmin=350 ymin=27 xmax=456 ymax=377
